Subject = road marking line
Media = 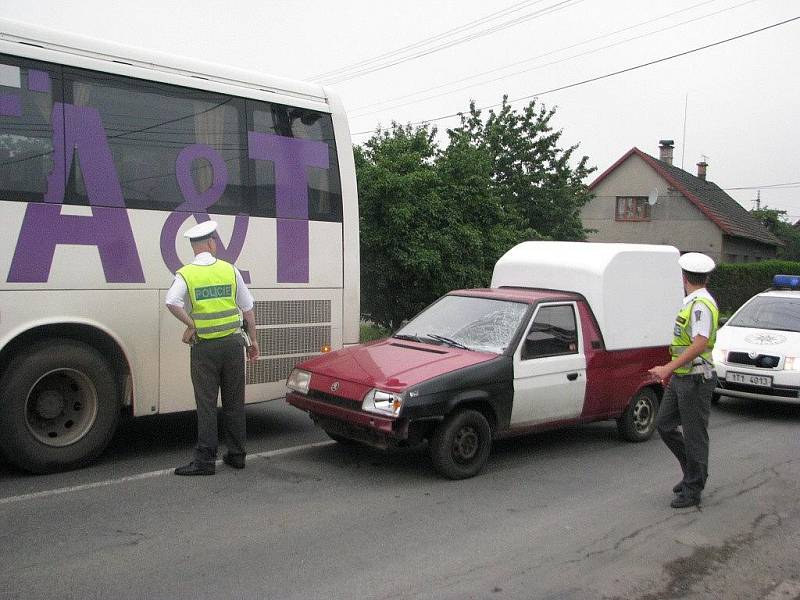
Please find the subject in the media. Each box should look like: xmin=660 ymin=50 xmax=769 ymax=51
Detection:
xmin=0 ymin=440 xmax=334 ymax=506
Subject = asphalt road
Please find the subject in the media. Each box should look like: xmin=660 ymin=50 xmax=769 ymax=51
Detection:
xmin=1 ymin=397 xmax=799 ymax=600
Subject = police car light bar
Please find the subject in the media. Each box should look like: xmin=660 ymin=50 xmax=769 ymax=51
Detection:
xmin=773 ymin=274 xmax=800 ymax=290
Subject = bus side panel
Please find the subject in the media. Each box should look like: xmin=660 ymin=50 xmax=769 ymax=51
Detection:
xmin=0 ymin=289 xmax=160 ymax=417
xmin=326 ymin=89 xmax=360 ymax=347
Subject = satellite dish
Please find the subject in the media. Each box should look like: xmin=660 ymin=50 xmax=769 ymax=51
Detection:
xmin=647 ymin=189 xmax=659 ymax=206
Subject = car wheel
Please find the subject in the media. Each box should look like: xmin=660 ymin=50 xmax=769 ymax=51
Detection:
xmin=429 ymin=409 xmax=492 ymax=479
xmin=617 ymin=387 xmax=659 ymax=442
xmin=0 ymin=339 xmax=120 ymax=473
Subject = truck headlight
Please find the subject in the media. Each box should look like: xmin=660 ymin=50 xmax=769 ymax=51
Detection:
xmin=286 ymin=369 xmax=311 ymax=394
xmin=784 ymin=357 xmax=800 ymax=371
xmin=362 ymin=389 xmax=403 ymax=417
xmin=712 ymin=347 xmax=727 ymax=364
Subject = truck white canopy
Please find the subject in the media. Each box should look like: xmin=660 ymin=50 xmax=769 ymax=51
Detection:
xmin=491 ymin=242 xmax=684 ymax=350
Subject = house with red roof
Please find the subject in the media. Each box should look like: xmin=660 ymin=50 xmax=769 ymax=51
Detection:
xmin=581 ymin=140 xmax=781 ymax=263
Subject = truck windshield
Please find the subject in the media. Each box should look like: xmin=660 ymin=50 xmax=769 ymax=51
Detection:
xmin=727 ymin=295 xmax=800 ymax=332
xmin=395 ymin=295 xmax=529 ymax=354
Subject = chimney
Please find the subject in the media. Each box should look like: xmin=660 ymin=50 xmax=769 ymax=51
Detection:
xmin=658 ymin=139 xmax=674 ymax=165
xmin=697 ymin=160 xmax=708 ymax=180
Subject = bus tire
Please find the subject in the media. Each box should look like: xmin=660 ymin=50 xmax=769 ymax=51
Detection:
xmin=0 ymin=339 xmax=120 ymax=474
xmin=617 ymin=387 xmax=659 ymax=442
xmin=429 ymin=409 xmax=492 ymax=479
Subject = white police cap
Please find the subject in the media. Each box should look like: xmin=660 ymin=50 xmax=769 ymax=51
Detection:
xmin=183 ymin=220 xmax=218 ymax=241
xmin=678 ymin=252 xmax=715 ymax=274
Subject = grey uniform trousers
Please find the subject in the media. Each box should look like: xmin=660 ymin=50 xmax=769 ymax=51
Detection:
xmin=190 ymin=333 xmax=246 ymax=465
xmin=656 ymin=373 xmax=716 ymax=497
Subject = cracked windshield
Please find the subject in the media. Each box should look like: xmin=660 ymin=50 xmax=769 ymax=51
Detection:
xmin=394 ymin=295 xmax=528 ymax=354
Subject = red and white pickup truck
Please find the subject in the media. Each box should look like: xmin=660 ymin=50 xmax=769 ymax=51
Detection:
xmin=286 ymin=242 xmax=684 ymax=478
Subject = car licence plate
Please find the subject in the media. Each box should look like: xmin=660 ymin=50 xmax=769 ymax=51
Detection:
xmin=726 ymin=371 xmax=773 ymax=387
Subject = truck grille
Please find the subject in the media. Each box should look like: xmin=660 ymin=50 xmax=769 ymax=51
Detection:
xmin=307 ymin=390 xmax=361 ymax=410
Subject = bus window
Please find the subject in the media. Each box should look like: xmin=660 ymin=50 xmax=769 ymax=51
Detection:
xmin=0 ymin=55 xmax=61 ymax=203
xmin=63 ymin=67 xmax=249 ymax=215
xmin=248 ymin=101 xmax=342 ymax=222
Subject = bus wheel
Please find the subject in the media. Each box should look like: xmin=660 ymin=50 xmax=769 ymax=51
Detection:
xmin=617 ymin=387 xmax=659 ymax=442
xmin=429 ymin=409 xmax=492 ymax=479
xmin=0 ymin=339 xmax=120 ymax=473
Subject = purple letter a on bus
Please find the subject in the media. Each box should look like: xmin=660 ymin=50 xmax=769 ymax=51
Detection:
xmin=8 ymin=103 xmax=145 ymax=283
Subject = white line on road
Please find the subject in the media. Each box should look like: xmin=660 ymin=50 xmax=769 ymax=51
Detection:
xmin=0 ymin=440 xmax=334 ymax=506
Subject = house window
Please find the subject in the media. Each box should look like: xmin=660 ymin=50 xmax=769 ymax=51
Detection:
xmin=615 ymin=196 xmax=650 ymax=221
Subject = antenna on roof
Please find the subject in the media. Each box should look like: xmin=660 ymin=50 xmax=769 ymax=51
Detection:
xmin=681 ymin=93 xmax=688 ymax=169
xmin=753 ymin=190 xmax=761 ymax=211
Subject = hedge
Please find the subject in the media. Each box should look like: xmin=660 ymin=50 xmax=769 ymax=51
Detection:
xmin=708 ymin=260 xmax=800 ymax=314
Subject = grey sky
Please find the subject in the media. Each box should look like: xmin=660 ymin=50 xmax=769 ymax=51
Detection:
xmin=3 ymin=0 xmax=798 ymax=218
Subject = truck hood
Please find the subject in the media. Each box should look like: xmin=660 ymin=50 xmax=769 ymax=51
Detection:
xmin=717 ymin=325 xmax=800 ymax=356
xmin=299 ymin=338 xmax=498 ymax=392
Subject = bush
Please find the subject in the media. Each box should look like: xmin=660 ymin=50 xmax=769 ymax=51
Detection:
xmin=709 ymin=260 xmax=800 ymax=313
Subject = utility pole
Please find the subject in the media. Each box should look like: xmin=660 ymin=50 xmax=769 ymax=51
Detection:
xmin=754 ymin=189 xmax=761 ymax=211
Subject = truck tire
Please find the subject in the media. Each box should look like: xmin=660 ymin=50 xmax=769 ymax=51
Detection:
xmin=429 ymin=409 xmax=492 ymax=479
xmin=0 ymin=339 xmax=120 ymax=473
xmin=617 ymin=387 xmax=659 ymax=442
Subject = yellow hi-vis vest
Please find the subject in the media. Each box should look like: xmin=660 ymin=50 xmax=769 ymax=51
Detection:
xmin=669 ymin=295 xmax=719 ymax=375
xmin=177 ymin=260 xmax=241 ymax=340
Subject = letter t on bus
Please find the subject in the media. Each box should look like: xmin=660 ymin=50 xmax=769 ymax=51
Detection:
xmin=247 ymin=132 xmax=329 ymax=284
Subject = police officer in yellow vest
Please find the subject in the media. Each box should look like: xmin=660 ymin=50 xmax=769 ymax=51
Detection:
xmin=649 ymin=252 xmax=719 ymax=508
xmin=165 ymin=220 xmax=259 ymax=475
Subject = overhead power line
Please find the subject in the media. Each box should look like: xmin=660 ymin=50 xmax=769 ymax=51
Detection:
xmin=725 ymin=181 xmax=800 ymax=191
xmin=316 ymin=0 xmax=584 ymax=85
xmin=307 ymin=0 xmax=544 ymax=81
xmin=351 ymin=15 xmax=800 ymax=137
xmin=348 ymin=0 xmax=750 ymax=118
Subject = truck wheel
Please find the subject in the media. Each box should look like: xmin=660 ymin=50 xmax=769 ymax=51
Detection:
xmin=429 ymin=409 xmax=492 ymax=479
xmin=0 ymin=339 xmax=120 ymax=473
xmin=617 ymin=387 xmax=659 ymax=442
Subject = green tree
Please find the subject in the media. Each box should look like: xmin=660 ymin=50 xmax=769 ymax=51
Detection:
xmin=356 ymin=124 xmax=450 ymax=329
xmin=751 ymin=206 xmax=800 ymax=260
xmin=451 ymin=97 xmax=595 ymax=241
xmin=356 ymin=99 xmax=595 ymax=329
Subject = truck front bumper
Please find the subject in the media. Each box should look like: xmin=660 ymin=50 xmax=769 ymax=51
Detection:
xmin=286 ymin=392 xmax=407 ymax=447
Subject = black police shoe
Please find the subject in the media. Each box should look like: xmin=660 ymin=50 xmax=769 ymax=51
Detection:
xmin=174 ymin=461 xmax=215 ymax=476
xmin=223 ymin=453 xmax=246 ymax=469
xmin=670 ymin=492 xmax=701 ymax=509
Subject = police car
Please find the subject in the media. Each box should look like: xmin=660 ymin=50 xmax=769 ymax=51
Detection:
xmin=713 ymin=275 xmax=800 ymax=404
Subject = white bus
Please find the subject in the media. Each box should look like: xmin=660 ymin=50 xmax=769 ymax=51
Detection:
xmin=0 ymin=19 xmax=360 ymax=473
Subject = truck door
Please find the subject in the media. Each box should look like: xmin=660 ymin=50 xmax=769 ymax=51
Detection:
xmin=510 ymin=302 xmax=587 ymax=425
